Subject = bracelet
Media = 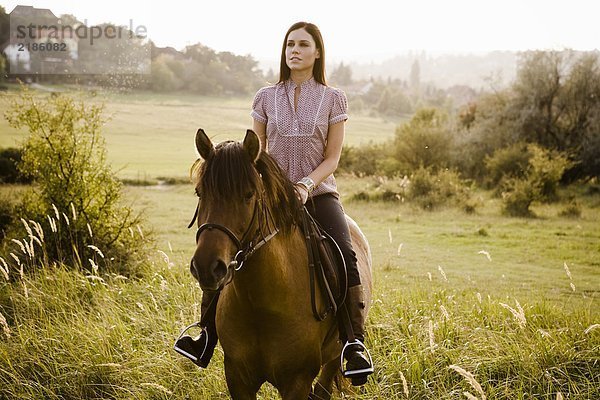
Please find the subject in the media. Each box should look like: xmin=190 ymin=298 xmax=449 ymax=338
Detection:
xmin=297 ymin=177 xmax=315 ymax=193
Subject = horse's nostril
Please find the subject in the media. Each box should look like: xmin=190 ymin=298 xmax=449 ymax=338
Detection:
xmin=212 ymin=259 xmax=228 ymax=281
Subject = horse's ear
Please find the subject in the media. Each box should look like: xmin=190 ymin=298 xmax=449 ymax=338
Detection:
xmin=195 ymin=128 xmax=214 ymax=160
xmin=243 ymin=129 xmax=261 ymax=163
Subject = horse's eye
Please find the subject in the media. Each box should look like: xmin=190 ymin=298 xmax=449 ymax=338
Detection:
xmin=194 ymin=188 xmax=202 ymax=198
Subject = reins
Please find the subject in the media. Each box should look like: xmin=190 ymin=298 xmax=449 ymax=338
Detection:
xmin=188 ymin=196 xmax=279 ymax=276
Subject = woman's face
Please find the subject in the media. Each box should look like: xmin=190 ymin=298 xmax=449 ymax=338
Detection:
xmin=285 ymin=28 xmax=320 ymax=74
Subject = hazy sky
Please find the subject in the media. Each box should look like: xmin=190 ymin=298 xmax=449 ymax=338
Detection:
xmin=3 ymin=0 xmax=599 ymax=64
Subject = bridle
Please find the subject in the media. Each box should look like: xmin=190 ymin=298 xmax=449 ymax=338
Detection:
xmin=188 ymin=194 xmax=279 ymax=279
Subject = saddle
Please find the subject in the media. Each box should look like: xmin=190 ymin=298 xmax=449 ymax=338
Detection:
xmin=300 ymin=207 xmax=348 ymax=321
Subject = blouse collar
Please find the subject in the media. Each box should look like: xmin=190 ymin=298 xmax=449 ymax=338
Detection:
xmin=287 ymin=76 xmax=316 ymax=90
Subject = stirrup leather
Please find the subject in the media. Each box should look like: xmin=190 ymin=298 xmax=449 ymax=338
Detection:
xmin=340 ymin=339 xmax=374 ymax=377
xmin=173 ymin=322 xmax=209 ymax=362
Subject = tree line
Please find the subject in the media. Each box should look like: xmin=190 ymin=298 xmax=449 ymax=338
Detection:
xmin=338 ymin=50 xmax=600 ymax=215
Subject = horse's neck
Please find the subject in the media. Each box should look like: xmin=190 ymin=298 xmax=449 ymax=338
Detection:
xmin=231 ymin=227 xmax=306 ymax=305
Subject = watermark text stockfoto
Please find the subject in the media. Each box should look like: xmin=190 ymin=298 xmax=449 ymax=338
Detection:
xmin=14 ymin=19 xmax=147 ymax=45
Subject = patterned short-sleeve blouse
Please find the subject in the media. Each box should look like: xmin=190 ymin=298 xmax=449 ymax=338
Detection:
xmin=251 ymin=77 xmax=348 ymax=198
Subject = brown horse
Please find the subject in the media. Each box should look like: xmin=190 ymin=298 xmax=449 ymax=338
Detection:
xmin=189 ymin=128 xmax=372 ymax=399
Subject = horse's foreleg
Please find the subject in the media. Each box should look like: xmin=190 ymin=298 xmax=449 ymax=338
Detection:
xmin=311 ymin=359 xmax=339 ymax=400
xmin=224 ymin=356 xmax=261 ymax=400
xmin=278 ymin=374 xmax=314 ymax=400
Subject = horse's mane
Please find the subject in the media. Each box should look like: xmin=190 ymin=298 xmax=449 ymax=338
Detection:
xmin=191 ymin=141 xmax=302 ymax=234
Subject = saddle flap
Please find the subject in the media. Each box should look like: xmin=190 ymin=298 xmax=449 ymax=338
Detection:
xmin=301 ymin=208 xmax=348 ymax=319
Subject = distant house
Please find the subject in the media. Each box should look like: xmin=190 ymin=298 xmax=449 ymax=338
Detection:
xmin=2 ymin=5 xmax=78 ymax=75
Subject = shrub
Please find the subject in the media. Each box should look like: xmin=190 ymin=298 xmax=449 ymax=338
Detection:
xmin=0 ymin=147 xmax=31 ymax=184
xmin=407 ymin=167 xmax=474 ymax=211
xmin=349 ymin=169 xmax=475 ymax=211
xmin=496 ymin=145 xmax=572 ymax=216
xmin=559 ymin=199 xmax=582 ymax=218
xmin=394 ymin=108 xmax=453 ymax=172
xmin=484 ymin=143 xmax=531 ymax=189
xmin=349 ymin=176 xmax=409 ymax=203
xmin=0 ymin=194 xmax=15 ymax=242
xmin=2 ymin=88 xmax=149 ymax=275
xmin=527 ymin=144 xmax=573 ymax=202
xmin=501 ymin=178 xmax=538 ymax=217
xmin=339 ymin=142 xmax=389 ymax=176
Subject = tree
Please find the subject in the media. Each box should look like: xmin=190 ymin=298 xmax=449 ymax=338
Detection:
xmin=377 ymin=87 xmax=412 ymax=116
xmin=330 ymin=62 xmax=353 ymax=86
xmin=150 ymin=55 xmax=183 ymax=91
xmin=0 ymin=6 xmax=9 ymax=78
xmin=0 ymin=6 xmax=9 ymax=46
xmin=460 ymin=50 xmax=600 ymax=181
xmin=409 ymin=59 xmax=421 ymax=90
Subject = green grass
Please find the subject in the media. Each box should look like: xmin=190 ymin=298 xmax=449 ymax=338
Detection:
xmin=1 ymin=179 xmax=598 ymax=399
xmin=0 ymin=87 xmax=599 ymax=399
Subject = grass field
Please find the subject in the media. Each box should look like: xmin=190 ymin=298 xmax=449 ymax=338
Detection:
xmin=0 ymin=87 xmax=599 ymax=399
xmin=0 ymin=86 xmax=397 ymax=180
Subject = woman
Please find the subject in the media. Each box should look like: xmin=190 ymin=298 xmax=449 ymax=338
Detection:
xmin=175 ymin=21 xmax=374 ymax=386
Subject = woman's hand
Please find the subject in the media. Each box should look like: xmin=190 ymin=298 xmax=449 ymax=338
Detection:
xmin=294 ymin=184 xmax=309 ymax=204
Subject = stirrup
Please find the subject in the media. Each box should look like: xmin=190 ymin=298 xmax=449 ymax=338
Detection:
xmin=340 ymin=339 xmax=374 ymax=378
xmin=173 ymin=322 xmax=209 ymax=362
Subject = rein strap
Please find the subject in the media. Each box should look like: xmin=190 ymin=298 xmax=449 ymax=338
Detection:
xmin=189 ymin=197 xmax=279 ymax=276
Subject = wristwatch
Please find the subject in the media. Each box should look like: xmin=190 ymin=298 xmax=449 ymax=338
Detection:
xmin=297 ymin=177 xmax=315 ymax=193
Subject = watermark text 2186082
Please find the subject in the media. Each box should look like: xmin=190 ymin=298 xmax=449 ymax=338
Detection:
xmin=7 ymin=6 xmax=150 ymax=76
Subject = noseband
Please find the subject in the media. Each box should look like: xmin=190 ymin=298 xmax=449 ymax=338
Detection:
xmin=188 ymin=197 xmax=279 ymax=274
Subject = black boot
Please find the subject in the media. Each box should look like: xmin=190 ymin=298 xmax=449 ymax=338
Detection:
xmin=341 ymin=285 xmax=374 ymax=386
xmin=174 ymin=290 xmax=219 ymax=368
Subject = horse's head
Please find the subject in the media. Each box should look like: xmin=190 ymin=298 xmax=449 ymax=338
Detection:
xmin=189 ymin=128 xmax=264 ymax=291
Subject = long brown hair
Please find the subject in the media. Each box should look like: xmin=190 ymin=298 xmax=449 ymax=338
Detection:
xmin=278 ymin=22 xmax=327 ymax=86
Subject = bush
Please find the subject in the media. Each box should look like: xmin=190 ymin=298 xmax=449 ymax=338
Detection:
xmin=394 ymin=108 xmax=453 ymax=172
xmin=338 ymin=142 xmax=396 ymax=176
xmin=349 ymin=176 xmax=409 ymax=203
xmin=2 ymin=88 xmax=149 ymax=275
xmin=407 ymin=167 xmax=474 ymax=211
xmin=559 ymin=198 xmax=582 ymax=218
xmin=0 ymin=194 xmax=15 ymax=242
xmin=496 ymin=144 xmax=572 ymax=216
xmin=0 ymin=147 xmax=31 ymax=184
xmin=484 ymin=143 xmax=531 ymax=189
xmin=527 ymin=145 xmax=573 ymax=202
xmin=501 ymin=178 xmax=537 ymax=217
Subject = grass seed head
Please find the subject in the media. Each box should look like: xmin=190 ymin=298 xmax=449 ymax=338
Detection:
xmin=52 ymin=204 xmax=60 ymax=220
xmin=438 ymin=265 xmax=448 ymax=281
xmin=11 ymin=239 xmax=26 ymax=254
xmin=478 ymin=250 xmax=492 ymax=261
xmin=70 ymin=202 xmax=77 ymax=221
xmin=499 ymin=299 xmax=527 ymax=328
xmin=584 ymin=324 xmax=600 ymax=334
xmin=449 ymin=365 xmax=486 ymax=400
xmin=563 ymin=262 xmax=572 ymax=280
xmin=428 ymin=319 xmax=437 ymax=352
xmin=87 ymin=245 xmax=105 ymax=258
xmin=399 ymin=370 xmax=409 ymax=397
xmin=0 ymin=311 xmax=10 ymax=338
xmin=62 ymin=212 xmax=70 ymax=226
